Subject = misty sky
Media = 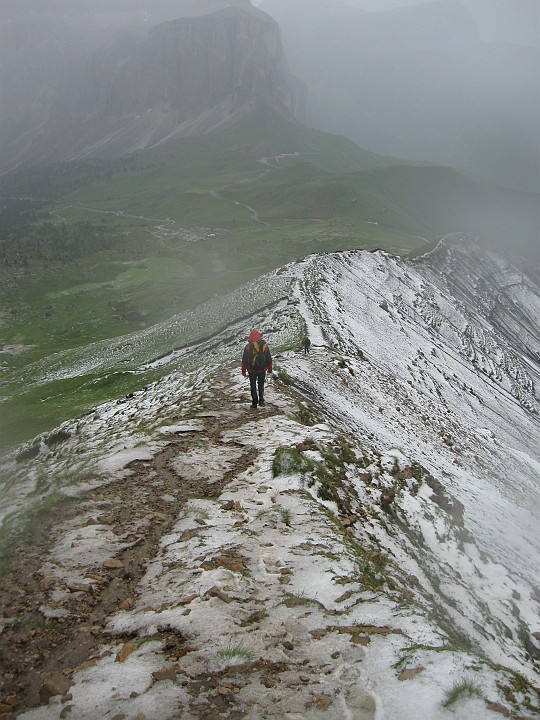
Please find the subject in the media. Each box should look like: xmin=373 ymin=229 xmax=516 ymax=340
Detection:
xmin=253 ymin=0 xmax=540 ymax=46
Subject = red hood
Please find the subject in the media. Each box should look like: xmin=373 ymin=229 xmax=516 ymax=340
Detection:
xmin=248 ymin=329 xmax=262 ymax=342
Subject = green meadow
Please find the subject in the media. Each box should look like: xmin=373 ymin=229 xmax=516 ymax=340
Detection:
xmin=1 ymin=109 xmax=537 ymax=452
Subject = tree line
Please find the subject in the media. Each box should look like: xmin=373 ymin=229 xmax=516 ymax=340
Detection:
xmin=0 ymin=154 xmax=159 ymax=201
xmin=0 ymin=219 xmax=113 ymax=268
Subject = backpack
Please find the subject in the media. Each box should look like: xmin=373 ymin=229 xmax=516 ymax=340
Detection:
xmin=248 ymin=340 xmax=267 ymax=372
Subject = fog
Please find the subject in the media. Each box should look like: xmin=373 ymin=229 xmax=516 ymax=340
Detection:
xmin=253 ymin=0 xmax=540 ymax=46
xmin=364 ymin=0 xmax=540 ymax=47
xmin=1 ymin=0 xmax=539 ymax=193
xmin=255 ymin=0 xmax=539 ymax=192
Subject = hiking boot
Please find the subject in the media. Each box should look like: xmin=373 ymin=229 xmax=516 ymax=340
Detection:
xmin=250 ymin=403 xmax=258 ymax=410
xmin=259 ymin=399 xmax=266 ymax=406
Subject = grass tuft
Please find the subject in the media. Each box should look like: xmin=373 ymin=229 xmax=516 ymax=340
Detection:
xmin=217 ymin=642 xmax=254 ymax=662
xmin=442 ymin=677 xmax=484 ymax=708
xmin=272 ymin=447 xmax=313 ymax=478
xmin=274 ymin=366 xmax=293 ymax=386
xmin=279 ymin=508 xmax=292 ymax=526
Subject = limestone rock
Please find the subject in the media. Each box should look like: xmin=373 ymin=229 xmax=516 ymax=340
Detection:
xmin=39 ymin=675 xmax=72 ymax=703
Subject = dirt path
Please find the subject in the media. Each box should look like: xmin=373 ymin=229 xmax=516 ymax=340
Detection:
xmin=2 ymin=364 xmax=452 ymax=720
xmin=2 ymin=364 xmax=527 ymax=720
xmin=0 ymin=383 xmax=281 ymax=718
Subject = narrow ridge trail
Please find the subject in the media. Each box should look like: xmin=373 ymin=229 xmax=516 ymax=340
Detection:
xmin=2 ymin=355 xmax=537 ymax=719
xmin=0 ymin=374 xmax=387 ymax=720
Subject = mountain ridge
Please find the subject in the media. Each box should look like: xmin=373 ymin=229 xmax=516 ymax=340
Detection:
xmin=1 ymin=111 xmax=538 ymax=453
xmin=1 ymin=238 xmax=539 ymax=718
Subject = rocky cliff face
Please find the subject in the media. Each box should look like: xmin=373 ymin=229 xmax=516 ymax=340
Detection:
xmin=0 ymin=3 xmax=304 ymax=168
xmin=72 ymin=8 xmax=298 ymax=124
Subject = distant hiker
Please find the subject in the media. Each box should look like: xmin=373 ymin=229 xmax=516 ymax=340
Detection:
xmin=242 ymin=329 xmax=272 ymax=409
xmin=302 ymin=336 xmax=311 ymax=354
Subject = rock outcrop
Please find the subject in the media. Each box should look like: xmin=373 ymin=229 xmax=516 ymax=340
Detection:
xmin=0 ymin=1 xmax=304 ymax=168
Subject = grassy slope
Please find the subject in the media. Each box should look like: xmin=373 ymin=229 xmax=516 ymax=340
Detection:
xmin=1 ymin=108 xmax=537 ymax=451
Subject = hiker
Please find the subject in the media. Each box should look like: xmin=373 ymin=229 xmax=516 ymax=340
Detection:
xmin=242 ymin=329 xmax=272 ymax=409
xmin=302 ymin=335 xmax=311 ymax=354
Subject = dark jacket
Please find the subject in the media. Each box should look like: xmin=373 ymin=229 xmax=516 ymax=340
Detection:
xmin=242 ymin=329 xmax=272 ymax=375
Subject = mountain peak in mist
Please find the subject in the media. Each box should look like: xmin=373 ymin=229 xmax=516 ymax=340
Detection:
xmin=0 ymin=1 xmax=304 ymax=169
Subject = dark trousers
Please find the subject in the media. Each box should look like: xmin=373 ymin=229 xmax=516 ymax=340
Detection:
xmin=249 ymin=372 xmax=265 ymax=406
